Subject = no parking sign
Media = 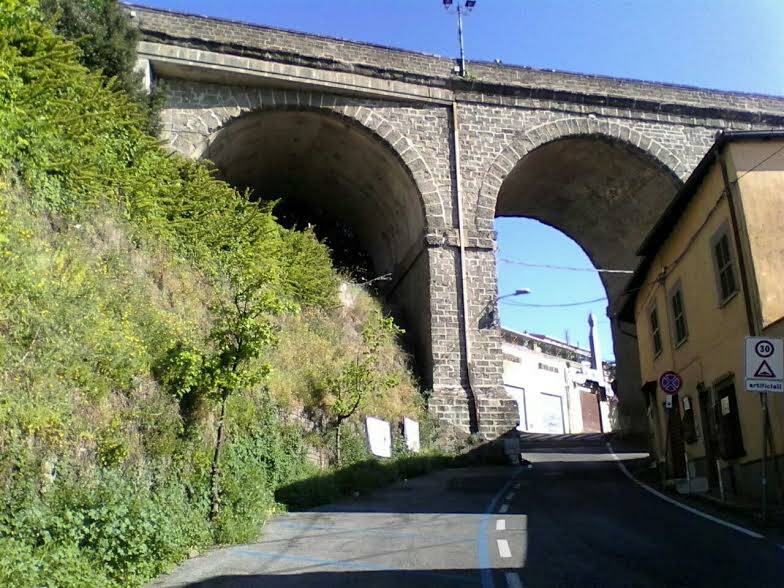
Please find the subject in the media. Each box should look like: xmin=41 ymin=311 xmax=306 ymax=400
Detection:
xmin=659 ymin=371 xmax=682 ymax=395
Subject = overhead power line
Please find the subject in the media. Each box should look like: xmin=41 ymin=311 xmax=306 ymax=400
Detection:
xmin=498 ymin=258 xmax=633 ymax=274
xmin=501 ymin=296 xmax=607 ymax=308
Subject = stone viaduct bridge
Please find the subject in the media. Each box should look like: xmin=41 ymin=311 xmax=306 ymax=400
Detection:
xmin=129 ymin=4 xmax=784 ymax=437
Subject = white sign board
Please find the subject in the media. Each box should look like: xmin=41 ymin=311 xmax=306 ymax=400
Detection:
xmin=365 ymin=417 xmax=391 ymax=458
xmin=403 ymin=417 xmax=420 ymax=453
xmin=664 ymin=395 xmax=673 ymax=409
xmin=745 ymin=337 xmax=784 ymax=393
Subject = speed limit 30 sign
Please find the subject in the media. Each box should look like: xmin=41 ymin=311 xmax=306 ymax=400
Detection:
xmin=745 ymin=337 xmax=784 ymax=393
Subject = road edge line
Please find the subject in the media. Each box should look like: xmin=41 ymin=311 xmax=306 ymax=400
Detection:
xmin=606 ymin=442 xmax=764 ymax=539
xmin=478 ymin=470 xmax=521 ymax=588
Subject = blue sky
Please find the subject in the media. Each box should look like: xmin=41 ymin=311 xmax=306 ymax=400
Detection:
xmin=134 ymin=0 xmax=784 ymax=359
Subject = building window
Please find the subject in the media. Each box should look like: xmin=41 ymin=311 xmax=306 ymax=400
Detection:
xmin=649 ymin=305 xmax=662 ymax=357
xmin=538 ymin=362 xmax=559 ymax=373
xmin=503 ymin=353 xmax=521 ymax=363
xmin=670 ymin=286 xmax=689 ymax=346
xmin=712 ymin=230 xmax=738 ymax=304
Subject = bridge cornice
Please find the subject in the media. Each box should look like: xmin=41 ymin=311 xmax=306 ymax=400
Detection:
xmin=129 ymin=4 xmax=784 ymax=125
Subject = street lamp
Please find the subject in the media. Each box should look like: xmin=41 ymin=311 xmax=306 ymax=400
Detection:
xmin=480 ymin=288 xmax=532 ymax=329
xmin=443 ymin=0 xmax=478 ymax=77
xmin=500 ymin=288 xmax=531 ymax=300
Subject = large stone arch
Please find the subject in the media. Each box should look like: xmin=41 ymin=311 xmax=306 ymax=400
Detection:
xmin=164 ymin=87 xmax=447 ymax=231
xmin=192 ymin=96 xmax=442 ymax=385
xmin=474 ymin=116 xmax=688 ymax=233
xmin=475 ymin=117 xmax=688 ymax=433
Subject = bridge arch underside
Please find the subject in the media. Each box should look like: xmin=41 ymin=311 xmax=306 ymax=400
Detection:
xmin=206 ymin=108 xmax=433 ymax=383
xmin=494 ymin=135 xmax=682 ymax=431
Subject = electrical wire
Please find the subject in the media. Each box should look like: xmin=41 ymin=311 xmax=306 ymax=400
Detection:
xmin=734 ymin=143 xmax=784 ymax=182
xmin=498 ymin=258 xmax=633 ymax=274
xmin=498 ymin=145 xmax=784 ymax=307
xmin=501 ymin=295 xmax=607 ymax=308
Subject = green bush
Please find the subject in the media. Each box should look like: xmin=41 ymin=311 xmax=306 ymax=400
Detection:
xmin=211 ymin=398 xmax=314 ymax=543
xmin=0 ymin=459 xmax=213 ymax=585
xmin=275 ymin=450 xmax=458 ymax=511
xmin=0 ymin=537 xmax=110 ymax=588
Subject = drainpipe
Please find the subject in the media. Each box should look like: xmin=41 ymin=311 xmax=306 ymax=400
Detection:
xmin=451 ymin=101 xmax=480 ymax=433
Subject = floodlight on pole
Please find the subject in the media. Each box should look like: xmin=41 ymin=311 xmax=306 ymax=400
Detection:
xmin=442 ymin=0 xmax=477 ymax=77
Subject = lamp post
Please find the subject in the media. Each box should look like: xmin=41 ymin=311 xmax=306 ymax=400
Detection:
xmin=499 ymin=288 xmax=532 ymax=301
xmin=442 ymin=0 xmax=477 ymax=77
xmin=482 ymin=288 xmax=531 ymax=329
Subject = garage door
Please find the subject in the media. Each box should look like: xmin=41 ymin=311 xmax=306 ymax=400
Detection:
xmin=540 ymin=392 xmax=565 ymax=434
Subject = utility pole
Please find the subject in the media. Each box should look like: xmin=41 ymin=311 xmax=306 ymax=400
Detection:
xmin=442 ymin=0 xmax=477 ymax=77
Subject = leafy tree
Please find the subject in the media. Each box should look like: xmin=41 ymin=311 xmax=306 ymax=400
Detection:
xmin=311 ymin=313 xmax=402 ymax=465
xmin=204 ymin=267 xmax=281 ymax=520
xmin=40 ymin=0 xmax=137 ymax=86
xmin=40 ymin=0 xmax=165 ymax=134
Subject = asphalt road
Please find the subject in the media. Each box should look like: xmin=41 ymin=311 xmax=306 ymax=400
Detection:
xmin=149 ymin=433 xmax=784 ymax=587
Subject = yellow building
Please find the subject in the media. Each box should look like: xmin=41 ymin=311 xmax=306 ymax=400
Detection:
xmin=618 ymin=130 xmax=784 ymax=503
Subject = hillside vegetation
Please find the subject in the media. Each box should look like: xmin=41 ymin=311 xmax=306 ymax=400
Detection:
xmin=0 ymin=2 xmax=456 ymax=585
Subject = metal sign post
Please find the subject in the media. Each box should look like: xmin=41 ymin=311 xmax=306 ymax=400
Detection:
xmin=745 ymin=337 xmax=784 ymax=523
xmin=659 ymin=371 xmax=682 ymax=482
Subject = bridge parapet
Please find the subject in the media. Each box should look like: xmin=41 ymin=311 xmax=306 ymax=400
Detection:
xmin=129 ymin=4 xmax=784 ymax=124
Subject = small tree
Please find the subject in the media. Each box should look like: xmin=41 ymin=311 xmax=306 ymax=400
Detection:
xmin=156 ymin=200 xmax=285 ymax=519
xmin=203 ymin=221 xmax=285 ymax=518
xmin=315 ymin=313 xmax=401 ymax=466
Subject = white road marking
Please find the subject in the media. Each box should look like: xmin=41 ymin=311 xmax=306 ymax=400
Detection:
xmin=505 ymin=491 xmax=516 ymax=500
xmin=499 ymin=503 xmax=510 ymax=513
xmin=497 ymin=539 xmax=512 ymax=558
xmin=496 ymin=519 xmax=506 ymax=531
xmin=606 ymin=442 xmax=764 ymax=539
xmin=505 ymin=571 xmax=524 ymax=588
xmin=513 ymin=482 xmax=521 ymax=490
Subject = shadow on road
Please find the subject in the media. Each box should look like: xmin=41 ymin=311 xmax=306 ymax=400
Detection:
xmin=181 ymin=568 xmax=519 ymax=587
xmin=275 ymin=427 xmax=526 ymax=512
xmin=151 ymin=432 xmax=784 ymax=588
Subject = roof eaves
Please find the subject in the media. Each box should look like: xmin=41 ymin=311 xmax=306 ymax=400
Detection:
xmin=618 ymin=129 xmax=784 ymax=324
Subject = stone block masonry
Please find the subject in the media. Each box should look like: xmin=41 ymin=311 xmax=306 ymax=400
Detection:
xmin=129 ymin=4 xmax=784 ymax=438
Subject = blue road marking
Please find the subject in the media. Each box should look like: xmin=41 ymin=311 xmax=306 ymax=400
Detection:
xmin=271 ymin=520 xmax=475 ymax=542
xmin=231 ymin=548 xmax=479 ymax=583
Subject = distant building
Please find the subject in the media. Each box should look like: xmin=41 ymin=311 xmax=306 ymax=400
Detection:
xmin=501 ymin=315 xmax=615 ymax=434
xmin=618 ymin=130 xmax=784 ymax=503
